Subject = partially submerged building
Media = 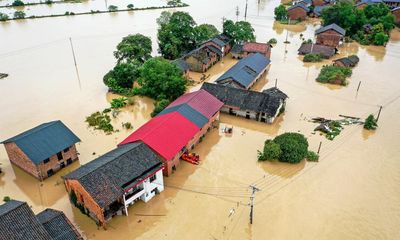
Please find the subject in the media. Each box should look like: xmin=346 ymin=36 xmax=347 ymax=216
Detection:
xmin=172 ymin=58 xmax=190 ymax=78
xmin=120 ymin=90 xmax=223 ymax=176
xmin=298 ymin=43 xmax=336 ymax=58
xmin=202 ymin=34 xmax=232 ymax=56
xmin=183 ymin=45 xmax=222 ymax=73
xmin=63 ymin=142 xmax=164 ymax=226
xmin=201 ymin=83 xmax=288 ymax=124
xmin=333 ymin=55 xmax=360 ymax=67
xmin=231 ymin=42 xmax=272 ymax=59
xmin=0 ymin=200 xmax=82 ymax=239
xmin=315 ymin=23 xmax=346 ymax=48
xmin=1 ymin=120 xmax=80 ymax=180
xmin=287 ymin=4 xmax=309 ymax=21
xmin=215 ymin=53 xmax=271 ymax=90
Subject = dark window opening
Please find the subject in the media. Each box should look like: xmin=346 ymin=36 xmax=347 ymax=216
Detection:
xmin=47 ymin=169 xmax=54 ymax=177
xmin=172 ymin=165 xmax=177 ymax=172
xmin=67 ymin=158 xmax=72 ymax=165
xmin=150 ymin=174 xmax=156 ymax=183
xmin=43 ymin=158 xmax=50 ymax=164
xmin=63 ymin=147 xmax=70 ymax=153
xmin=60 ymin=162 xmax=65 ymax=169
xmin=246 ymin=112 xmax=250 ymax=119
xmin=57 ymin=152 xmax=63 ymax=161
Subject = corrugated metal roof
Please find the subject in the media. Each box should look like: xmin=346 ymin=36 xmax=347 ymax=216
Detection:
xmin=167 ymin=90 xmax=224 ymax=119
xmin=1 ymin=121 xmax=80 ymax=165
xmin=158 ymin=104 xmax=209 ymax=128
xmin=215 ymin=53 xmax=271 ymax=89
xmin=315 ymin=23 xmax=346 ymax=36
xmin=119 ymin=112 xmax=199 ymax=161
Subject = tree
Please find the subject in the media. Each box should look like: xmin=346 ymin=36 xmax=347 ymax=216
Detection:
xmin=194 ymin=24 xmax=219 ymax=44
xmin=127 ymin=4 xmax=134 ymax=9
xmin=157 ymin=11 xmax=197 ymax=59
xmin=151 ymin=99 xmax=170 ymax=117
xmin=274 ymin=5 xmax=288 ymax=21
xmin=258 ymin=140 xmax=282 ymax=161
xmin=364 ymin=114 xmax=378 ymax=130
xmin=108 ymin=5 xmax=118 ymax=12
xmin=156 ymin=11 xmax=171 ymax=26
xmin=103 ymin=61 xmax=141 ymax=93
xmin=13 ymin=11 xmax=26 ymax=19
xmin=12 ymin=0 xmax=24 ymax=6
xmin=273 ymin=133 xmax=309 ymax=164
xmin=114 ymin=34 xmax=152 ymax=63
xmin=137 ymin=58 xmax=187 ymax=100
xmin=374 ymin=32 xmax=389 ymax=46
xmin=223 ymin=20 xmax=255 ymax=44
xmin=0 ymin=13 xmax=9 ymax=22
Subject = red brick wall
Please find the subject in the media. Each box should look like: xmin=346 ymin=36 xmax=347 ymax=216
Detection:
xmin=393 ymin=10 xmax=400 ymax=25
xmin=37 ymin=145 xmax=79 ymax=178
xmin=316 ymin=30 xmax=343 ymax=47
xmin=288 ymin=8 xmax=307 ymax=21
xmin=312 ymin=0 xmax=325 ymax=6
xmin=4 ymin=142 xmax=40 ymax=178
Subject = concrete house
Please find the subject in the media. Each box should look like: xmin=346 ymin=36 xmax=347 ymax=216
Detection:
xmin=201 ymin=83 xmax=288 ymax=124
xmin=120 ymin=90 xmax=223 ymax=176
xmin=1 ymin=120 xmax=80 ymax=180
xmin=315 ymin=23 xmax=346 ymax=48
xmin=0 ymin=200 xmax=83 ymax=239
xmin=287 ymin=4 xmax=309 ymax=21
xmin=231 ymin=42 xmax=272 ymax=59
xmin=216 ymin=53 xmax=271 ymax=90
xmin=64 ymin=142 xmax=164 ymax=226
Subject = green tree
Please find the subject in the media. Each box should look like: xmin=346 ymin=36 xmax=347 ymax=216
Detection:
xmin=223 ymin=20 xmax=255 ymax=44
xmin=13 ymin=11 xmax=26 ymax=19
xmin=114 ymin=34 xmax=152 ymax=63
xmin=316 ymin=65 xmax=352 ymax=85
xmin=0 ymin=13 xmax=9 ymax=22
xmin=273 ymin=133 xmax=309 ymax=164
xmin=156 ymin=11 xmax=171 ymax=26
xmin=373 ymin=32 xmax=389 ymax=46
xmin=3 ymin=196 xmax=11 ymax=202
xmin=364 ymin=114 xmax=378 ymax=130
xmin=12 ymin=0 xmax=24 ymax=6
xmin=151 ymin=98 xmax=170 ymax=117
xmin=157 ymin=11 xmax=197 ymax=59
xmin=137 ymin=58 xmax=187 ymax=100
xmin=127 ymin=4 xmax=134 ymax=9
xmin=194 ymin=24 xmax=219 ymax=44
xmin=103 ymin=61 xmax=141 ymax=93
xmin=258 ymin=140 xmax=282 ymax=161
xmin=108 ymin=5 xmax=118 ymax=12
xmin=274 ymin=5 xmax=288 ymax=21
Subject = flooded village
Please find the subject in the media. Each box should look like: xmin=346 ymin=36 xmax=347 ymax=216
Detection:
xmin=1 ymin=0 xmax=400 ymax=239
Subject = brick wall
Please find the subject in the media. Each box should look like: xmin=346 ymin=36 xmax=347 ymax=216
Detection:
xmin=37 ymin=144 xmax=79 ymax=179
xmin=288 ymin=8 xmax=307 ymax=21
xmin=4 ymin=142 xmax=40 ymax=178
xmin=393 ymin=10 xmax=400 ymax=25
xmin=316 ymin=30 xmax=343 ymax=48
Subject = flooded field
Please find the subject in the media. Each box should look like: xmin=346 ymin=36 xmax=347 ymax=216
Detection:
xmin=1 ymin=0 xmax=400 ymax=239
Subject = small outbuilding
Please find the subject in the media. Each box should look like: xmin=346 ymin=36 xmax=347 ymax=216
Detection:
xmin=315 ymin=23 xmax=346 ymax=48
xmin=1 ymin=120 xmax=80 ymax=180
xmin=298 ymin=43 xmax=336 ymax=58
xmin=287 ymin=4 xmax=309 ymax=21
xmin=231 ymin=42 xmax=272 ymax=59
xmin=333 ymin=55 xmax=360 ymax=67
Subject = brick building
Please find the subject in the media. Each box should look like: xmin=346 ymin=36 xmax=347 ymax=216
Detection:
xmin=1 ymin=120 xmax=80 ymax=180
xmin=216 ymin=53 xmax=271 ymax=90
xmin=64 ymin=142 xmax=164 ymax=226
xmin=119 ymin=90 xmax=223 ymax=176
xmin=183 ymin=45 xmax=222 ymax=73
xmin=287 ymin=4 xmax=309 ymax=21
xmin=202 ymin=34 xmax=232 ymax=56
xmin=315 ymin=23 xmax=346 ymax=48
xmin=231 ymin=42 xmax=272 ymax=59
xmin=0 ymin=200 xmax=83 ymax=239
xmin=392 ymin=7 xmax=400 ymax=25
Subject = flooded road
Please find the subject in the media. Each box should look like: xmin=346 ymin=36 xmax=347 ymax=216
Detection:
xmin=1 ymin=0 xmax=400 ymax=239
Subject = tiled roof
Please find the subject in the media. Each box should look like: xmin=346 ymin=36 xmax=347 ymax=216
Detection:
xmin=216 ymin=53 xmax=271 ymax=89
xmin=288 ymin=4 xmax=310 ymax=12
xmin=242 ymin=42 xmax=271 ymax=55
xmin=64 ymin=142 xmax=162 ymax=208
xmin=173 ymin=58 xmax=190 ymax=72
xmin=334 ymin=55 xmax=360 ymax=67
xmin=37 ymin=209 xmax=82 ymax=240
xmin=356 ymin=0 xmax=384 ymax=6
xmin=119 ymin=113 xmax=199 ymax=161
xmin=231 ymin=44 xmax=243 ymax=54
xmin=158 ymin=103 xmax=209 ymax=128
xmin=1 ymin=121 xmax=80 ymax=165
xmin=298 ymin=43 xmax=336 ymax=58
xmin=211 ymin=37 xmax=226 ymax=47
xmin=313 ymin=5 xmax=329 ymax=16
xmin=201 ymin=83 xmax=287 ymax=117
xmin=206 ymin=45 xmax=223 ymax=56
xmin=167 ymin=90 xmax=224 ymax=119
xmin=392 ymin=6 xmax=400 ymax=11
xmin=315 ymin=23 xmax=346 ymax=36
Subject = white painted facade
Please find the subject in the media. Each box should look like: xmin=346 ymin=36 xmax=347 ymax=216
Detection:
xmin=221 ymin=101 xmax=285 ymax=124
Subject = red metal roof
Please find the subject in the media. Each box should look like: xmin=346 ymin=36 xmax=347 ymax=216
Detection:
xmin=242 ymin=42 xmax=270 ymax=54
xmin=119 ymin=112 xmax=199 ymax=161
xmin=167 ymin=90 xmax=223 ymax=119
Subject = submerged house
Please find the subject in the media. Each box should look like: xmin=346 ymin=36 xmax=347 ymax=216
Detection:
xmin=120 ymin=90 xmax=223 ymax=176
xmin=298 ymin=43 xmax=336 ymax=58
xmin=1 ymin=120 xmax=80 ymax=180
xmin=215 ymin=53 xmax=271 ymax=90
xmin=0 ymin=200 xmax=82 ymax=239
xmin=64 ymin=142 xmax=164 ymax=226
xmin=201 ymin=83 xmax=288 ymax=124
xmin=333 ymin=55 xmax=360 ymax=67
xmin=287 ymin=4 xmax=309 ymax=21
xmin=231 ymin=42 xmax=272 ymax=59
xmin=183 ymin=45 xmax=221 ymax=73
xmin=315 ymin=23 xmax=346 ymax=48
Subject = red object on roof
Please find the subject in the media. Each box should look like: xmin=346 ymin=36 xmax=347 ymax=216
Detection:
xmin=243 ymin=42 xmax=271 ymax=54
xmin=167 ymin=90 xmax=223 ymax=119
xmin=119 ymin=112 xmax=199 ymax=161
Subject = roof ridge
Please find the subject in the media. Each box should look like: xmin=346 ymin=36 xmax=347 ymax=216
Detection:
xmin=2 ymin=120 xmax=59 ymax=143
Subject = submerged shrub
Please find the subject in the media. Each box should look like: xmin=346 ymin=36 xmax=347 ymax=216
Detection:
xmin=316 ymin=65 xmax=352 ymax=86
xmin=303 ymin=53 xmax=322 ymax=62
xmin=85 ymin=111 xmax=114 ymax=134
xmin=364 ymin=114 xmax=378 ymax=130
xmin=306 ymin=151 xmax=319 ymax=162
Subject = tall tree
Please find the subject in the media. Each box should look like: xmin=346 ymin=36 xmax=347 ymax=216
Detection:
xmin=194 ymin=24 xmax=219 ymax=44
xmin=223 ymin=20 xmax=255 ymax=44
xmin=274 ymin=5 xmax=288 ymax=21
xmin=157 ymin=11 xmax=197 ymax=59
xmin=114 ymin=34 xmax=152 ymax=63
xmin=103 ymin=61 xmax=141 ymax=93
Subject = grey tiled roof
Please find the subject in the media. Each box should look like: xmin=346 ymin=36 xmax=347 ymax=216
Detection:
xmin=298 ymin=43 xmax=336 ymax=58
xmin=173 ymin=58 xmax=190 ymax=71
xmin=201 ymin=83 xmax=287 ymax=117
xmin=64 ymin=142 xmax=162 ymax=209
xmin=231 ymin=44 xmax=243 ymax=54
xmin=1 ymin=121 xmax=80 ymax=165
xmin=288 ymin=4 xmax=310 ymax=12
xmin=315 ymin=23 xmax=346 ymax=36
xmin=37 ymin=209 xmax=82 ymax=240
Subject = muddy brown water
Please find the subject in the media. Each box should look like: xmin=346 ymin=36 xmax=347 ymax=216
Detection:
xmin=1 ymin=0 xmax=400 ymax=239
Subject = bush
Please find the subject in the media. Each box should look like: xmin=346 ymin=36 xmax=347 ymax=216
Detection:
xmin=0 ymin=13 xmax=9 ymax=22
xmin=108 ymin=5 xmax=118 ymax=12
xmin=268 ymin=38 xmax=277 ymax=44
xmin=110 ymin=97 xmax=127 ymax=109
xmin=303 ymin=53 xmax=323 ymax=62
xmin=373 ymin=32 xmax=389 ymax=46
xmin=306 ymin=151 xmax=319 ymax=162
xmin=364 ymin=114 xmax=378 ymax=130
xmin=85 ymin=111 xmax=114 ymax=134
xmin=151 ymin=99 xmax=170 ymax=117
xmin=122 ymin=122 xmax=133 ymax=129
xmin=13 ymin=11 xmax=26 ymax=19
xmin=316 ymin=65 xmax=352 ymax=86
xmin=258 ymin=140 xmax=282 ymax=161
xmin=45 ymin=0 xmax=53 ymax=4
xmin=274 ymin=133 xmax=309 ymax=164
xmin=274 ymin=5 xmax=288 ymax=21
xmin=12 ymin=0 xmax=24 ymax=6
xmin=127 ymin=4 xmax=134 ymax=9
xmin=3 ymin=196 xmax=11 ymax=202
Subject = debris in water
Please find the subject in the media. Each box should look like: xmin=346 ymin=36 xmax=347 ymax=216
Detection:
xmin=311 ymin=116 xmax=363 ymax=140
xmin=0 ymin=73 xmax=8 ymax=79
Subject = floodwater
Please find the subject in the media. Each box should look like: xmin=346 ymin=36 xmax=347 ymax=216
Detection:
xmin=1 ymin=0 xmax=400 ymax=239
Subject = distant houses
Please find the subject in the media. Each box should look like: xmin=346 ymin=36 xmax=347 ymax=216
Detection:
xmin=0 ymin=200 xmax=83 ymax=239
xmin=64 ymin=142 xmax=164 ymax=226
xmin=201 ymin=83 xmax=288 ymax=124
xmin=215 ymin=53 xmax=271 ymax=90
xmin=231 ymin=42 xmax=272 ymax=59
xmin=1 ymin=120 xmax=80 ymax=180
xmin=315 ymin=23 xmax=346 ymax=48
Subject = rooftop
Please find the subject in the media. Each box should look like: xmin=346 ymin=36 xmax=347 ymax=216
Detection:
xmin=158 ymin=103 xmax=209 ymax=128
xmin=242 ymin=42 xmax=272 ymax=55
xmin=298 ymin=43 xmax=336 ymax=58
xmin=315 ymin=23 xmax=346 ymax=36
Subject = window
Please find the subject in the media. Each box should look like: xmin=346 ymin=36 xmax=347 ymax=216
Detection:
xmin=43 ymin=158 xmax=50 ymax=164
xmin=150 ymin=175 xmax=156 ymax=183
xmin=66 ymin=158 xmax=72 ymax=165
xmin=63 ymin=147 xmax=70 ymax=153
xmin=57 ymin=152 xmax=63 ymax=161
xmin=60 ymin=162 xmax=65 ymax=169
xmin=47 ymin=169 xmax=54 ymax=177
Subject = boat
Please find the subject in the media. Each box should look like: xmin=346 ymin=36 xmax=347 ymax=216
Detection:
xmin=181 ymin=152 xmax=200 ymax=165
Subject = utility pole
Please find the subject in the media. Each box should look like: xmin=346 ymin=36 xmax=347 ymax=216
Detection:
xmin=244 ymin=0 xmax=248 ymax=21
xmin=222 ymin=16 xmax=226 ymax=26
xmin=356 ymin=81 xmax=362 ymax=93
xmin=317 ymin=141 xmax=322 ymax=154
xmin=69 ymin=37 xmax=82 ymax=89
xmin=376 ymin=106 xmax=383 ymax=122
xmin=236 ymin=6 xmax=240 ymax=22
xmin=249 ymin=185 xmax=260 ymax=224
xmin=275 ymin=78 xmax=278 ymax=88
